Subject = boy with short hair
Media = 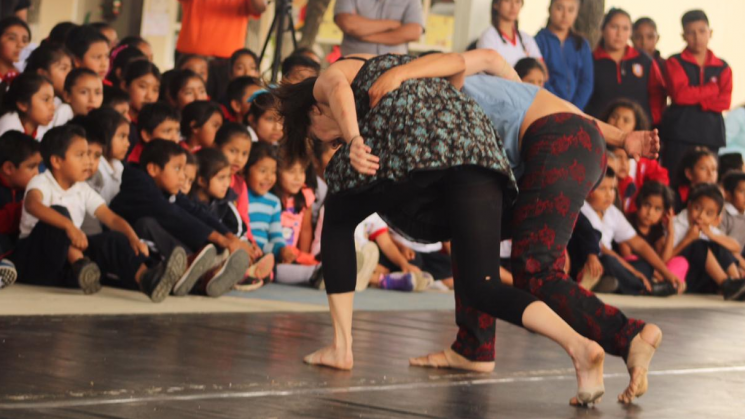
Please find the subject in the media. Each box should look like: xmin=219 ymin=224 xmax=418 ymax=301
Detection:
xmin=672 ymin=183 xmax=745 ymax=300
xmin=661 ymin=9 xmax=733 ymax=176
xmin=0 ymin=132 xmax=42 ymax=288
xmin=111 ymin=140 xmax=252 ymax=297
xmin=10 ymin=126 xmax=187 ymax=302
xmin=127 ymin=102 xmax=181 ymax=164
xmin=580 ymin=168 xmax=683 ymax=296
xmin=65 ymin=25 xmax=111 ymax=81
xmin=102 ymin=85 xmax=131 ymax=120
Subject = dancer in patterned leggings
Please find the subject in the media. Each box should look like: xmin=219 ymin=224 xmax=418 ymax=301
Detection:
xmin=276 ymin=52 xmax=609 ymax=405
xmin=371 ymin=50 xmax=668 ymax=404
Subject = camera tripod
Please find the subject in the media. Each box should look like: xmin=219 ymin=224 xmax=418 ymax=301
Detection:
xmin=259 ymin=0 xmax=298 ymax=83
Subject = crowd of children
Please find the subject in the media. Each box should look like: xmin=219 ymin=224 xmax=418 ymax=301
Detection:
xmin=0 ymin=4 xmax=744 ymax=303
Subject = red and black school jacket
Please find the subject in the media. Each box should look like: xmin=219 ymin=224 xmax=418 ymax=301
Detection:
xmin=661 ymin=49 xmax=732 ymax=148
xmin=0 ymin=176 xmax=23 ymax=238
xmin=586 ymin=46 xmax=666 ymax=126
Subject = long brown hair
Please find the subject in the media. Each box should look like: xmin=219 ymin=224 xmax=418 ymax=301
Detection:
xmin=275 ymin=76 xmax=318 ymax=166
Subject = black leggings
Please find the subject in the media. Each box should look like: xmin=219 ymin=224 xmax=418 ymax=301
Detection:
xmin=321 ymin=166 xmax=537 ymax=327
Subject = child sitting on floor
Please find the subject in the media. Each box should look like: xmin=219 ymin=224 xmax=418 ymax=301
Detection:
xmin=580 ymin=168 xmax=683 ymax=296
xmin=11 ymin=125 xmax=186 ymax=302
xmin=61 ymin=68 xmax=104 ymax=118
xmin=672 ymin=183 xmax=745 ymax=300
xmin=0 ymin=132 xmax=41 ymax=288
xmin=180 ymin=100 xmax=223 ymax=152
xmin=246 ymin=91 xmax=283 ymax=145
xmin=672 ymin=147 xmax=718 ymax=212
xmin=718 ymin=172 xmax=745 ymax=260
xmin=127 ymin=102 xmax=180 ymax=164
xmin=0 ymin=72 xmax=55 ymax=141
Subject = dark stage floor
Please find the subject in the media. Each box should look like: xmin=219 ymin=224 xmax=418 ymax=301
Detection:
xmin=0 ymin=307 xmax=744 ymax=418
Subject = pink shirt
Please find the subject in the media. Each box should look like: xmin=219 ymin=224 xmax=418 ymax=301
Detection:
xmin=231 ymin=174 xmax=255 ymax=242
xmin=281 ymin=187 xmax=316 ymax=248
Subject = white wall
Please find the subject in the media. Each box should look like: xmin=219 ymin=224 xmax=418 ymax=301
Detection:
xmin=472 ymin=0 xmax=745 ymax=108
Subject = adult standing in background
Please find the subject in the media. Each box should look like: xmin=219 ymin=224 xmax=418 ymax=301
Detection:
xmin=477 ymin=0 xmax=542 ymax=66
xmin=535 ymin=0 xmax=594 ymax=110
xmin=176 ymin=0 xmax=266 ymax=98
xmin=334 ymin=0 xmax=424 ymax=56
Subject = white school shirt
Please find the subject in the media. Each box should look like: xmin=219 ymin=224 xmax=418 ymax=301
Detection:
xmin=0 ymin=111 xmax=51 ymax=141
xmin=580 ymin=202 xmax=637 ymax=249
xmin=50 ymin=100 xmax=73 ymax=127
xmin=354 ymin=213 xmax=388 ymax=248
xmin=725 ymin=202 xmax=744 ymax=217
xmin=81 ymin=159 xmax=124 ymax=235
xmin=476 ymin=27 xmax=543 ymax=67
xmin=20 ymin=171 xmax=106 ymax=238
xmin=672 ymin=210 xmax=724 ymax=248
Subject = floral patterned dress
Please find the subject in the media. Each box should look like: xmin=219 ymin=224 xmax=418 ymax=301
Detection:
xmin=324 ymin=54 xmax=517 ymax=242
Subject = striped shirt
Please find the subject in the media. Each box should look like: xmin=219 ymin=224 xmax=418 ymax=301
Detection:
xmin=248 ymin=189 xmax=285 ymax=256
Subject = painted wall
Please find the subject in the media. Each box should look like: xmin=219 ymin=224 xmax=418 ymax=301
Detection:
xmin=486 ymin=0 xmax=745 ymax=107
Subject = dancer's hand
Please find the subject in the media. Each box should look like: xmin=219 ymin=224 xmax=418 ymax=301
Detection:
xmin=350 ymin=136 xmax=379 ymax=175
xmin=624 ymin=129 xmax=660 ymax=160
xmin=369 ymin=69 xmax=403 ymax=108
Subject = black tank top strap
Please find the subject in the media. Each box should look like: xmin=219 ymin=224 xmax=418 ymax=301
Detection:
xmin=338 ymin=56 xmax=368 ymax=63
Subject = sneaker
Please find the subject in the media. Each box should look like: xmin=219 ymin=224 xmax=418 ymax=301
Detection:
xmin=204 ymin=249 xmax=250 ymax=297
xmin=234 ymin=277 xmax=264 ymax=292
xmin=355 ymin=242 xmax=379 ymax=291
xmin=310 ymin=265 xmax=325 ymax=290
xmin=592 ymin=275 xmax=619 ymax=294
xmin=649 ymin=282 xmax=676 ymax=297
xmin=578 ymin=269 xmax=601 ymax=291
xmin=140 ymin=247 xmax=187 ymax=303
xmin=721 ymin=278 xmax=745 ymax=301
xmin=413 ymin=272 xmax=435 ymax=292
xmin=71 ymin=258 xmax=101 ymax=295
xmin=0 ymin=259 xmax=17 ymax=289
xmin=245 ymin=253 xmax=275 ymax=281
xmin=172 ymin=245 xmax=217 ymax=296
xmin=379 ymin=272 xmax=415 ymax=291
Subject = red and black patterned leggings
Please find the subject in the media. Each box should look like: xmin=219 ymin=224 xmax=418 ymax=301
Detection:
xmin=451 ymin=113 xmax=646 ymax=362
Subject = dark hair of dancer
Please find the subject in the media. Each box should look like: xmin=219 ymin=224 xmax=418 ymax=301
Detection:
xmin=275 ymin=77 xmax=318 ymax=164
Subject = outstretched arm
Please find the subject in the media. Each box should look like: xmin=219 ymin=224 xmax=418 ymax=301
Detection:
xmin=461 ymin=49 xmax=521 ymax=81
xmin=314 ymin=67 xmax=361 ymax=143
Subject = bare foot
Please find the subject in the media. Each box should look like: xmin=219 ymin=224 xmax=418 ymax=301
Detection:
xmin=303 ymin=345 xmax=354 ymax=370
xmin=409 ymin=348 xmax=495 ymax=373
xmin=618 ymin=324 xmax=662 ymax=404
xmin=569 ymin=338 xmax=605 ymax=406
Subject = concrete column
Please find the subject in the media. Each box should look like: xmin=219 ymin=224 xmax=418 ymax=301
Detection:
xmin=453 ymin=0 xmax=492 ymax=52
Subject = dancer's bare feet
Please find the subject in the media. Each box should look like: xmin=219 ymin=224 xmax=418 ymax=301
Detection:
xmin=303 ymin=345 xmax=354 ymax=370
xmin=569 ymin=338 xmax=605 ymax=406
xmin=618 ymin=324 xmax=662 ymax=404
xmin=409 ymin=348 xmax=495 ymax=373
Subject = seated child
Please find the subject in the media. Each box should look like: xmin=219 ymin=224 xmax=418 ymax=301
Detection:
xmin=281 ymin=54 xmax=321 ymax=85
xmin=107 ymin=46 xmax=146 ymax=88
xmin=0 ymin=72 xmax=55 ymax=141
xmin=514 ymin=57 xmax=546 ymax=87
xmin=10 ymin=126 xmax=186 ymax=302
xmin=119 ymin=60 xmax=160 ymax=123
xmin=247 ymin=91 xmax=283 ymax=145
xmin=580 ymin=168 xmax=683 ymax=296
xmin=181 ymin=151 xmax=198 ymax=195
xmin=177 ymin=54 xmax=209 ymax=87
xmin=672 ymin=183 xmax=745 ymax=300
xmin=718 ymin=153 xmax=744 ymax=181
xmin=602 ymin=99 xmax=668 ymax=211
xmin=229 ymin=49 xmax=259 ymax=80
xmin=25 ymin=43 xmax=75 ymax=127
xmin=247 ymin=143 xmax=320 ymax=286
xmin=719 ymin=172 xmax=745 ymax=257
xmin=102 ymin=86 xmax=131 ymax=121
xmin=127 ymin=102 xmax=180 ymax=164
xmin=353 ymin=213 xmax=433 ymax=292
xmin=111 ymin=140 xmax=252 ymax=297
xmin=0 ymin=132 xmax=41 ymax=288
xmin=221 ymin=76 xmax=263 ymax=126
xmin=61 ymin=68 xmax=104 ymax=118
xmin=164 ymin=69 xmax=208 ymax=111
xmin=0 ymin=16 xmax=29 ymax=83
xmin=673 ymin=147 xmax=718 ymax=212
xmin=180 ymin=100 xmax=223 ymax=152
xmin=79 ymin=108 xmax=130 ymax=234
xmin=65 ymin=25 xmax=110 ymax=80
xmin=620 ymin=181 xmax=690 ymax=291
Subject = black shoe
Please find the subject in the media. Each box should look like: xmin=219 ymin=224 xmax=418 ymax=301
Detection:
xmin=205 ymin=249 xmax=250 ymax=298
xmin=140 ymin=247 xmax=187 ymax=303
xmin=172 ymin=244 xmax=216 ymax=296
xmin=650 ymin=282 xmax=676 ymax=297
xmin=72 ymin=258 xmax=101 ymax=295
xmin=721 ymin=278 xmax=745 ymax=301
xmin=592 ymin=275 xmax=619 ymax=293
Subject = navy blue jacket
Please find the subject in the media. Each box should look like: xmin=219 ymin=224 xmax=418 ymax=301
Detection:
xmin=110 ymin=165 xmax=223 ymax=251
xmin=534 ymin=28 xmax=594 ymax=110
